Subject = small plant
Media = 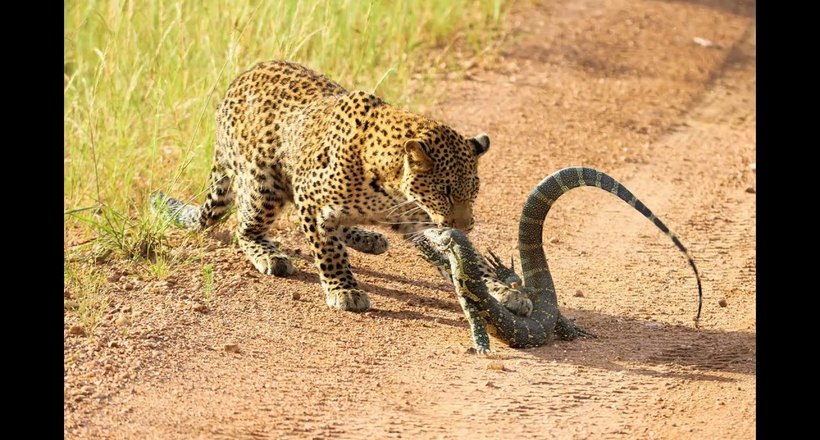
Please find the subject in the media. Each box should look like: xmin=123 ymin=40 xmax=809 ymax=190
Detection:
xmin=147 ymin=253 xmax=172 ymax=280
xmin=202 ymin=264 xmax=215 ymax=300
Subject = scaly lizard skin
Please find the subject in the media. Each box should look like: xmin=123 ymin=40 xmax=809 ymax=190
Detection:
xmin=421 ymin=228 xmax=565 ymax=351
xmin=419 ymin=166 xmax=703 ymax=351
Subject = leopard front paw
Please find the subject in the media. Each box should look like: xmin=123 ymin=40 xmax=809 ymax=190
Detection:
xmin=344 ymin=229 xmax=389 ymax=255
xmin=250 ymin=254 xmax=294 ymax=277
xmin=326 ymin=288 xmax=371 ymax=312
xmin=352 ymin=234 xmax=389 ymax=255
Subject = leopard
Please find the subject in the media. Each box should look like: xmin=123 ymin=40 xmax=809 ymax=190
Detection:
xmin=152 ymin=60 xmax=532 ymax=314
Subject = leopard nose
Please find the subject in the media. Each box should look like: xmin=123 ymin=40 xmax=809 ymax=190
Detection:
xmin=451 ymin=217 xmax=473 ymax=232
xmin=447 ymin=203 xmax=474 ymax=232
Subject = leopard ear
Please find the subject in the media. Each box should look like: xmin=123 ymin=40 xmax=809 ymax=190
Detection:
xmin=404 ymin=140 xmax=433 ymax=172
xmin=471 ymin=133 xmax=490 ymax=156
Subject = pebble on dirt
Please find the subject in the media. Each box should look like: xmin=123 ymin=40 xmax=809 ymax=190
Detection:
xmin=68 ymin=325 xmax=86 ymax=336
xmin=224 ymin=344 xmax=241 ymax=353
xmin=744 ymin=186 xmax=755 ymax=194
xmin=487 ymin=361 xmax=506 ymax=371
xmin=291 ymin=292 xmax=301 ymax=301
xmin=718 ymin=299 xmax=728 ymax=307
xmin=115 ymin=314 xmax=131 ymax=327
xmin=574 ymin=290 xmax=585 ymax=298
xmin=693 ymin=36 xmax=715 ymax=47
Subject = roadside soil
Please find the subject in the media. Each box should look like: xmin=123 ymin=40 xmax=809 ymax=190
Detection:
xmin=64 ymin=0 xmax=756 ymax=438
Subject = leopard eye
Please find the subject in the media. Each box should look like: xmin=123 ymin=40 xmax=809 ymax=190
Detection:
xmin=444 ymin=185 xmax=452 ymax=196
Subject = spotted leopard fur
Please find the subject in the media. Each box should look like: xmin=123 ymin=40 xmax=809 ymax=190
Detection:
xmin=152 ymin=60 xmax=491 ymax=312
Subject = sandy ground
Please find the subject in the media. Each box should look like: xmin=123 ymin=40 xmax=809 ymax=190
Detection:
xmin=64 ymin=0 xmax=756 ymax=438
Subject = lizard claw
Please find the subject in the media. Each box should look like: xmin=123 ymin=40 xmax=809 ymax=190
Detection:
xmin=554 ymin=315 xmax=597 ymax=340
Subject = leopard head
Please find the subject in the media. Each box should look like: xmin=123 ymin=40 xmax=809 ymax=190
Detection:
xmin=400 ymin=126 xmax=490 ymax=232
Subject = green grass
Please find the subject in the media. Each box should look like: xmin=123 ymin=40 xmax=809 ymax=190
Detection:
xmin=202 ymin=264 xmax=215 ymax=300
xmin=146 ymin=253 xmax=172 ymax=280
xmin=64 ymin=0 xmax=506 ymax=264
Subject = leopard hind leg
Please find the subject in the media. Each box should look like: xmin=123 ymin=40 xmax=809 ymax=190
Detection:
xmin=234 ymin=168 xmax=295 ymax=277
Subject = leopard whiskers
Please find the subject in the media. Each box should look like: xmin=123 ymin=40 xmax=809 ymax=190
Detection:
xmin=376 ymin=219 xmax=436 ymax=227
xmin=399 ymin=206 xmax=424 ymax=217
xmin=405 ymin=227 xmax=437 ymax=242
xmin=383 ymin=198 xmax=419 ymax=217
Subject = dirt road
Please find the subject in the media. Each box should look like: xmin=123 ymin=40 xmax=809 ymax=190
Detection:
xmin=64 ymin=0 xmax=756 ymax=438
